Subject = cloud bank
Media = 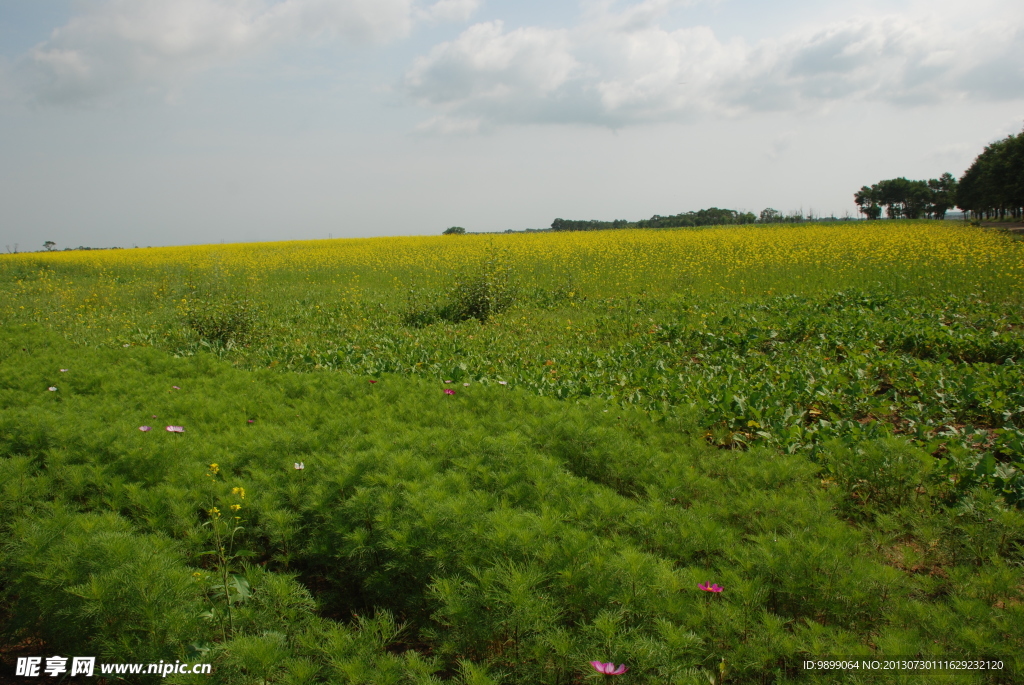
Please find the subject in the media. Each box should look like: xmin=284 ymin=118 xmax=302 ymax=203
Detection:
xmin=12 ymin=0 xmax=1024 ymax=127
xmin=405 ymin=0 xmax=1024 ymax=129
xmin=18 ymin=0 xmax=478 ymax=105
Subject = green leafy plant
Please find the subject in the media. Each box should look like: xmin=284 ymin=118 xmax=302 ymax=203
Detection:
xmin=404 ymin=254 xmax=518 ymax=326
xmin=179 ymin=281 xmax=261 ymax=346
xmin=198 ymin=479 xmax=252 ymax=641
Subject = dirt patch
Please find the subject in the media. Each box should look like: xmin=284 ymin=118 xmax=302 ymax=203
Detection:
xmin=978 ymin=222 xmax=1024 ymax=233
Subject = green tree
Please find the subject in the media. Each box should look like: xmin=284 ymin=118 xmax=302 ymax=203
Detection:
xmin=903 ymin=179 xmax=933 ymax=219
xmin=443 ymin=226 xmax=467 ymax=235
xmin=854 ymin=186 xmax=882 ymax=219
xmin=927 ymin=173 xmax=958 ymax=219
xmin=957 ymin=126 xmax=1024 ymax=221
xmin=855 ymin=175 xmax=957 ymax=220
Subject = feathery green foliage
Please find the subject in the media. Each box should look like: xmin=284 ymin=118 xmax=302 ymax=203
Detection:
xmin=0 ymin=327 xmax=1021 ymax=682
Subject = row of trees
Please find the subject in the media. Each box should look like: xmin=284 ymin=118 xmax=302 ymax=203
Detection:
xmin=855 ymin=124 xmax=1023 ymax=221
xmin=446 ymin=209 xmax=845 ymax=235
xmin=635 ymin=208 xmax=757 ymax=228
xmin=550 ymin=208 xmax=762 ymax=232
xmin=549 ymin=218 xmax=632 ymax=231
xmin=957 ymin=127 xmax=1024 ymax=221
xmin=854 ymin=174 xmax=958 ymax=220
xmin=547 ymin=208 xmax=855 ymax=232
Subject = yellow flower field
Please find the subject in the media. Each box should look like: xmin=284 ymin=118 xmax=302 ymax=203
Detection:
xmin=1 ymin=221 xmax=1021 ymax=361
xmin=3 ymin=221 xmax=1021 ymax=299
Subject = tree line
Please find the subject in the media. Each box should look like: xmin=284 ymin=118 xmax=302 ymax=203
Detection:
xmin=550 ymin=208 xmax=765 ymax=232
xmin=957 ymin=127 xmax=1024 ymax=221
xmin=855 ymin=124 xmax=1023 ymax=221
xmin=853 ymin=174 xmax=958 ymax=220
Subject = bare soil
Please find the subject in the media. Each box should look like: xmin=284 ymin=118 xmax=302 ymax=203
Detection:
xmin=978 ymin=222 xmax=1024 ymax=234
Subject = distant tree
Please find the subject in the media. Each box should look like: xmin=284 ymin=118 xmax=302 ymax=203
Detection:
xmin=759 ymin=208 xmax=783 ymax=223
xmin=43 ymin=241 xmax=56 ymax=251
xmin=875 ymin=178 xmax=912 ymax=219
xmin=854 ymin=186 xmax=882 ymax=219
xmin=551 ymin=218 xmax=631 ymax=231
xmin=551 ymin=208 xmax=759 ymax=232
xmin=927 ymin=173 xmax=958 ymax=219
xmin=904 ymin=179 xmax=933 ymax=219
xmin=443 ymin=226 xmax=466 ymax=235
xmin=855 ymin=175 xmax=958 ymax=220
xmin=636 ymin=208 xmax=756 ymax=228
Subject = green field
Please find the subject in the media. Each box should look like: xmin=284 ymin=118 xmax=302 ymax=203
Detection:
xmin=1 ymin=222 xmax=1023 ymax=683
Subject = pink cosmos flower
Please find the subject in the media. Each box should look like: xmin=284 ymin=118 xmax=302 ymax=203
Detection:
xmin=444 ymin=389 xmax=456 ymax=395
xmin=152 ymin=415 xmax=158 ymax=419
xmin=247 ymin=419 xmax=254 ymax=424
xmin=48 ymin=386 xmax=57 ymax=392
xmin=369 ymin=379 xmax=378 ymax=384
xmin=443 ymin=380 xmax=452 ymax=383
xmin=166 ymin=426 xmax=184 ymax=433
xmin=699 ymin=582 xmax=723 ymax=593
xmin=590 ymin=662 xmax=628 ymax=675
xmin=172 ymin=386 xmax=180 ymax=390
xmin=139 ymin=426 xmax=151 ymax=432
xmin=60 ymin=369 xmax=68 ymax=372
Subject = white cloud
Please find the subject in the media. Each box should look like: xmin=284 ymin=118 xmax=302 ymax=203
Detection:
xmin=405 ymin=1 xmax=1024 ymax=129
xmin=405 ymin=21 xmax=582 ymax=123
xmin=17 ymin=0 xmax=478 ymax=105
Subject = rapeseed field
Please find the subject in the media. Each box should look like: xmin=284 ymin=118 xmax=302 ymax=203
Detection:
xmin=4 ymin=221 xmax=1021 ymax=296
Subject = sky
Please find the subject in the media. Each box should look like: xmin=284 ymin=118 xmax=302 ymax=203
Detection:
xmin=1 ymin=0 xmax=1022 ymax=250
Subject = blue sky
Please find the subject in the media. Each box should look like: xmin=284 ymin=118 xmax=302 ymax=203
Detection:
xmin=1 ymin=0 xmax=1022 ymax=249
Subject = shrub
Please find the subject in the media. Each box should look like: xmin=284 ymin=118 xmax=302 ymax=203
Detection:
xmin=442 ymin=270 xmax=517 ymax=323
xmin=179 ymin=290 xmax=260 ymax=346
xmin=1 ymin=508 xmax=203 ymax=663
xmin=403 ymin=258 xmax=518 ymax=326
xmin=818 ymin=438 xmax=939 ymax=516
